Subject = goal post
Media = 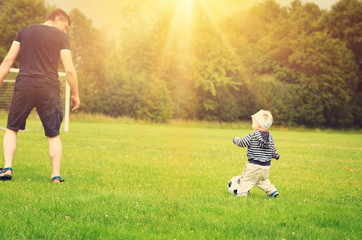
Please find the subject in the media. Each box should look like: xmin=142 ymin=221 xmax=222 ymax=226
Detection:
xmin=59 ymin=70 xmax=70 ymax=132
xmin=0 ymin=68 xmax=71 ymax=132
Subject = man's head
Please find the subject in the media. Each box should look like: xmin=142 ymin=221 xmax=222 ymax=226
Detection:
xmin=46 ymin=9 xmax=71 ymax=33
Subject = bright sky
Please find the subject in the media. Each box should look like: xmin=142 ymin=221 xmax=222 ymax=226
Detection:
xmin=45 ymin=0 xmax=340 ymax=38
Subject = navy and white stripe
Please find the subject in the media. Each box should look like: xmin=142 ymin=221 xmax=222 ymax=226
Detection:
xmin=233 ymin=130 xmax=279 ymax=165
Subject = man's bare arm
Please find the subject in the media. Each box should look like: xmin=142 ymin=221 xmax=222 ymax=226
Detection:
xmin=60 ymin=50 xmax=80 ymax=111
xmin=0 ymin=42 xmax=20 ymax=86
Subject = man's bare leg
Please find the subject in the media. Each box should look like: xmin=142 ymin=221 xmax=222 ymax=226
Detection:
xmin=3 ymin=129 xmax=18 ymax=171
xmin=0 ymin=129 xmax=17 ymax=180
xmin=48 ymin=135 xmax=62 ymax=179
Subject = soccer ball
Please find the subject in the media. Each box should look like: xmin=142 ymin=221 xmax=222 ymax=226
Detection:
xmin=228 ymin=175 xmax=241 ymax=195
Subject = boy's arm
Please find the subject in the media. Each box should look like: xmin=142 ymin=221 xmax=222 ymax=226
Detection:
xmin=233 ymin=134 xmax=252 ymax=147
xmin=270 ymin=136 xmax=280 ymax=160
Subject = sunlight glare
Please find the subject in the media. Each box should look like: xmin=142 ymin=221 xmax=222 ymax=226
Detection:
xmin=155 ymin=0 xmax=250 ymax=81
xmin=185 ymin=0 xmax=194 ymax=21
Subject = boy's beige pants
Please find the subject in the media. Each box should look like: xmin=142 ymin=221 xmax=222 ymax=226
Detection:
xmin=237 ymin=162 xmax=277 ymax=196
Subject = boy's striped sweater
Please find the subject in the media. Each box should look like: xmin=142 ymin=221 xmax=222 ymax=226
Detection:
xmin=233 ymin=130 xmax=280 ymax=166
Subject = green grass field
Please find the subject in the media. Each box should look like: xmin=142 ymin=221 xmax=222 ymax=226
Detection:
xmin=0 ymin=116 xmax=360 ymax=239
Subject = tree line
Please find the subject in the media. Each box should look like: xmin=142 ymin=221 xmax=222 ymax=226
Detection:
xmin=0 ymin=0 xmax=361 ymax=127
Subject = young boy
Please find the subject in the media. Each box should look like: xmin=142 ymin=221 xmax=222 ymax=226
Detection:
xmin=233 ymin=110 xmax=280 ymax=197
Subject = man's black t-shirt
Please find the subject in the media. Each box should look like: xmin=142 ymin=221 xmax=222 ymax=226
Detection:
xmin=14 ymin=24 xmax=71 ymax=89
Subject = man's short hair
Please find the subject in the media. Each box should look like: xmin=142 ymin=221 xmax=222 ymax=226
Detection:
xmin=46 ymin=9 xmax=71 ymax=26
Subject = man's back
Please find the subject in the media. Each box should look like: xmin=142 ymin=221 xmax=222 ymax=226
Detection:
xmin=15 ymin=24 xmax=70 ymax=88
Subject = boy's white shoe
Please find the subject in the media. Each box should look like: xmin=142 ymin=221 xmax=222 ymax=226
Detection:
xmin=236 ymin=190 xmax=250 ymax=197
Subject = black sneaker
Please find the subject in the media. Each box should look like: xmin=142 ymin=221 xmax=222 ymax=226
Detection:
xmin=0 ymin=168 xmax=13 ymax=181
xmin=51 ymin=176 xmax=65 ymax=183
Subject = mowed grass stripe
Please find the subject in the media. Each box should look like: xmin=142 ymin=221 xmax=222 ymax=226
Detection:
xmin=0 ymin=119 xmax=360 ymax=239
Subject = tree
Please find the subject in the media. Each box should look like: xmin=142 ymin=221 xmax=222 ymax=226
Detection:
xmin=225 ymin=0 xmax=359 ymax=127
xmin=138 ymin=73 xmax=173 ymax=122
xmin=152 ymin=11 xmax=196 ymax=119
xmin=101 ymin=68 xmax=147 ymax=118
xmin=323 ymin=0 xmax=362 ymax=86
xmin=67 ymin=8 xmax=109 ymax=113
xmin=322 ymin=0 xmax=362 ymax=127
xmin=287 ymin=8 xmax=358 ymax=126
xmin=192 ymin=11 xmax=241 ymax=120
xmin=0 ymin=0 xmax=47 ymax=61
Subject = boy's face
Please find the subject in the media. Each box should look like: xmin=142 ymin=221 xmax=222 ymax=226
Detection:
xmin=252 ymin=117 xmax=260 ymax=130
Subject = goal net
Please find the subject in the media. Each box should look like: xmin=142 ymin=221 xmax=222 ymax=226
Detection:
xmin=0 ymin=68 xmax=70 ymax=132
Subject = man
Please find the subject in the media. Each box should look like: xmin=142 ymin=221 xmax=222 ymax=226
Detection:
xmin=0 ymin=9 xmax=80 ymax=183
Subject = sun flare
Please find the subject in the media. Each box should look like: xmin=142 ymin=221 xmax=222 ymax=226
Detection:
xmin=114 ymin=0 xmax=253 ymax=80
xmin=154 ymin=0 xmax=244 ymax=66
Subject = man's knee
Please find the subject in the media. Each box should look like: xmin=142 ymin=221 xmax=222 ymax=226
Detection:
xmin=4 ymin=129 xmax=19 ymax=139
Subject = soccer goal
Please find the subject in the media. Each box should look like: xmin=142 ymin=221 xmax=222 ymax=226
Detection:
xmin=0 ymin=68 xmax=71 ymax=132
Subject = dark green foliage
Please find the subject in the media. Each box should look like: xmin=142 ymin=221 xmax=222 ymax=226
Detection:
xmin=101 ymin=71 xmax=147 ymax=118
xmin=321 ymin=0 xmax=362 ymax=127
xmin=139 ymin=73 xmax=173 ymax=122
xmin=67 ymin=9 xmax=109 ymax=113
xmin=0 ymin=0 xmax=47 ymax=62
xmin=322 ymin=0 xmax=362 ymax=88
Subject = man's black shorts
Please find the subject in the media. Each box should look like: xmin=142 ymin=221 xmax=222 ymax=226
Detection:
xmin=7 ymin=87 xmax=63 ymax=137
